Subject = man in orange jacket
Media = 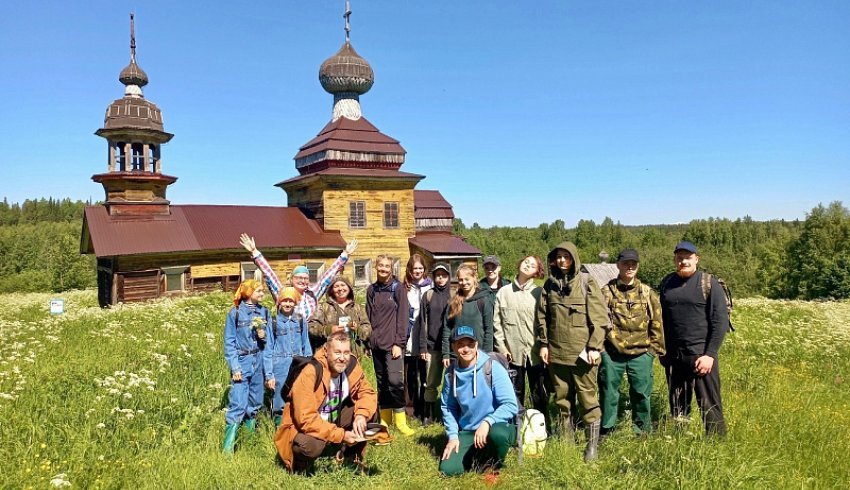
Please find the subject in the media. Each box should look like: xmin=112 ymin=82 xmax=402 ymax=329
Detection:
xmin=274 ymin=332 xmax=378 ymax=472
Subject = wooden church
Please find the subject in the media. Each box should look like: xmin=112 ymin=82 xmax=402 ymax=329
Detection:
xmin=81 ymin=13 xmax=481 ymax=307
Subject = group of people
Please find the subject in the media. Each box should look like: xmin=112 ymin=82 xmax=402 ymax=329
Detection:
xmin=222 ymin=235 xmax=729 ymax=477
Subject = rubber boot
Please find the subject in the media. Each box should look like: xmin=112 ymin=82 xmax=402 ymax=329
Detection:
xmin=380 ymin=408 xmax=393 ymax=428
xmin=222 ymin=423 xmax=238 ymax=454
xmin=393 ymin=409 xmax=416 ymax=436
xmin=273 ymin=414 xmax=282 ymax=428
xmin=558 ymin=415 xmax=575 ymax=445
xmin=584 ymin=420 xmax=601 ymax=462
xmin=243 ymin=418 xmax=257 ymax=435
xmin=421 ymin=402 xmax=434 ymax=426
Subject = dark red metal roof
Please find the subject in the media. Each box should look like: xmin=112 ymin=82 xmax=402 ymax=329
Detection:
xmin=414 ymin=190 xmax=452 ymax=209
xmin=83 ymin=205 xmax=345 ymax=258
xmin=409 ymin=232 xmax=480 ymax=256
xmin=415 ymin=208 xmax=455 ymax=219
xmin=414 ymin=190 xmax=454 ymax=219
xmin=294 ymin=116 xmax=406 ymax=160
xmin=277 ymin=167 xmax=424 ymax=187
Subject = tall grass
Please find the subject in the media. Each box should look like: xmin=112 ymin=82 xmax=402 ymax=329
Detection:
xmin=1 ymin=292 xmax=848 ymax=488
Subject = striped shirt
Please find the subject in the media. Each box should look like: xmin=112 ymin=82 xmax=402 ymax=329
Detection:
xmin=253 ymin=251 xmax=349 ymax=321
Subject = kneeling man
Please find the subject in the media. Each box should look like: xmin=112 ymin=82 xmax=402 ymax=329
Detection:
xmin=440 ymin=326 xmax=518 ymax=477
xmin=274 ymin=332 xmax=378 ymax=472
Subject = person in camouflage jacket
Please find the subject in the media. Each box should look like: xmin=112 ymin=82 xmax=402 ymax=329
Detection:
xmin=600 ymin=249 xmax=665 ymax=437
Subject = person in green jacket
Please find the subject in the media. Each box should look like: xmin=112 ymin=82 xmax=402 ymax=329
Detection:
xmin=536 ymin=241 xmax=609 ymax=462
xmin=479 ymin=255 xmax=511 ymax=317
xmin=442 ymin=264 xmax=494 ymax=366
xmin=600 ymin=249 xmax=665 ymax=438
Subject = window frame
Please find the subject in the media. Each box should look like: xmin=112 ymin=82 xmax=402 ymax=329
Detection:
xmin=383 ymin=201 xmax=400 ymax=229
xmin=349 ymin=201 xmax=366 ymax=229
xmin=354 ymin=259 xmax=372 ymax=286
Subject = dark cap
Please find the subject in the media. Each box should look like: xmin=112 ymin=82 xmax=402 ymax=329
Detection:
xmin=450 ymin=325 xmax=477 ymax=343
xmin=617 ymin=248 xmax=640 ymax=263
xmin=674 ymin=241 xmax=698 ymax=254
xmin=482 ymin=255 xmax=501 ymax=267
xmin=431 ymin=262 xmax=450 ymax=274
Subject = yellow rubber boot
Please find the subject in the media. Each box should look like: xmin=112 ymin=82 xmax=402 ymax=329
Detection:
xmin=393 ymin=410 xmax=416 ymax=436
xmin=380 ymin=409 xmax=392 ymax=428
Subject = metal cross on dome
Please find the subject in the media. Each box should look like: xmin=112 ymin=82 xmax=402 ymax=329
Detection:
xmin=344 ymin=0 xmax=351 ymax=42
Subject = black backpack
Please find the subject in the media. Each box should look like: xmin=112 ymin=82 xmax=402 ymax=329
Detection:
xmin=281 ymin=355 xmax=357 ymax=402
xmin=660 ymin=271 xmax=734 ymax=332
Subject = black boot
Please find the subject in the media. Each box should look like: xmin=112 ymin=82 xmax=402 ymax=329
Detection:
xmin=422 ymin=402 xmax=434 ymax=426
xmin=584 ymin=420 xmax=601 ymax=462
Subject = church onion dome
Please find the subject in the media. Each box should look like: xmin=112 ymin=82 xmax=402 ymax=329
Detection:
xmin=119 ymin=60 xmax=148 ymax=88
xmin=319 ymin=41 xmax=374 ymax=95
xmin=101 ymin=97 xmax=166 ymax=133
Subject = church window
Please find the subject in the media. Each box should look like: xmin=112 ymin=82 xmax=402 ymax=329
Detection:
xmin=384 ymin=202 xmax=399 ymax=229
xmin=349 ymin=201 xmax=366 ymax=228
xmin=354 ymin=259 xmax=371 ymax=286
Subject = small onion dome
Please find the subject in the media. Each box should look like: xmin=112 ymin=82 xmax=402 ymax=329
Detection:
xmin=119 ymin=60 xmax=149 ymax=88
xmin=319 ymin=41 xmax=374 ymax=95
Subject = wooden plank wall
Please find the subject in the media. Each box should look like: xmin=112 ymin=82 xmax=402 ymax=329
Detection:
xmin=323 ymin=188 xmax=415 ymax=282
xmin=117 ymin=270 xmax=160 ymax=303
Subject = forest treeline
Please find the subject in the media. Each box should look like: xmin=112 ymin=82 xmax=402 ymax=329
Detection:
xmin=1 ymin=198 xmax=848 ymax=299
xmin=457 ymin=201 xmax=850 ymax=300
xmin=0 ymin=198 xmax=96 ymax=292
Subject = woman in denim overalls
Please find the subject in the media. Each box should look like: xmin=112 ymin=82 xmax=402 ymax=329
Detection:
xmin=223 ymin=279 xmax=273 ymax=453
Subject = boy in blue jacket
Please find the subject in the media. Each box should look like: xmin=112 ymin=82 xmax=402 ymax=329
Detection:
xmin=265 ymin=286 xmax=313 ymax=427
xmin=440 ymin=325 xmax=518 ymax=478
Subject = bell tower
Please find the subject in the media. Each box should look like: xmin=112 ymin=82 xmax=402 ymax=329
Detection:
xmin=92 ymin=13 xmax=176 ymax=216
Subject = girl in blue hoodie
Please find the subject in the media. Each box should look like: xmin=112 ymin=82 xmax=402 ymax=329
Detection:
xmin=440 ymin=325 xmax=518 ymax=477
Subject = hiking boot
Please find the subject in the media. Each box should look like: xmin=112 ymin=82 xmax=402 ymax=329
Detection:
xmin=222 ymin=423 xmax=238 ymax=454
xmin=584 ymin=420 xmax=601 ymax=462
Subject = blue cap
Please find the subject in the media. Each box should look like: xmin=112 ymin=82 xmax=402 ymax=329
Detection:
xmin=674 ymin=241 xmax=698 ymax=254
xmin=292 ymin=265 xmax=309 ymax=276
xmin=450 ymin=325 xmax=477 ymax=342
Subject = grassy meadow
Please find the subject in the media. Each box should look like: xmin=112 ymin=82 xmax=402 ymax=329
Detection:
xmin=1 ymin=290 xmax=848 ymax=489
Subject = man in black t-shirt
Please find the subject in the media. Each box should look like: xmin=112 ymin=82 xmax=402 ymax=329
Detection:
xmin=659 ymin=241 xmax=728 ymax=436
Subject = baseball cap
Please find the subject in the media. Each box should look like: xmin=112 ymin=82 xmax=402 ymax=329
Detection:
xmin=482 ymin=255 xmax=501 ymax=267
xmin=450 ymin=325 xmax=477 ymax=343
xmin=674 ymin=241 xmax=698 ymax=254
xmin=617 ymin=248 xmax=640 ymax=262
xmin=431 ymin=262 xmax=450 ymax=274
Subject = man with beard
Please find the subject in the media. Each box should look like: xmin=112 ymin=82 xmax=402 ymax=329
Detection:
xmin=274 ymin=332 xmax=378 ymax=472
xmin=659 ymin=241 xmax=728 ymax=436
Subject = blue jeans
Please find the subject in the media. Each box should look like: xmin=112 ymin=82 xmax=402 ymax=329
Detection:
xmin=271 ymin=355 xmax=294 ymax=415
xmin=226 ymin=353 xmax=264 ymax=425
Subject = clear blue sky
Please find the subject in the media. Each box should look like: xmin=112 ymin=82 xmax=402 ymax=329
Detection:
xmin=2 ymin=1 xmax=848 ymax=227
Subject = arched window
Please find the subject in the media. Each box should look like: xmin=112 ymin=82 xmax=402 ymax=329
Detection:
xmin=131 ymin=143 xmax=145 ymax=171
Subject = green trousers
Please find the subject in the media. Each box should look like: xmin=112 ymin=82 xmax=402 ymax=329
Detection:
xmin=599 ymin=350 xmax=654 ymax=432
xmin=548 ymin=361 xmax=601 ymax=424
xmin=439 ymin=422 xmax=516 ymax=476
